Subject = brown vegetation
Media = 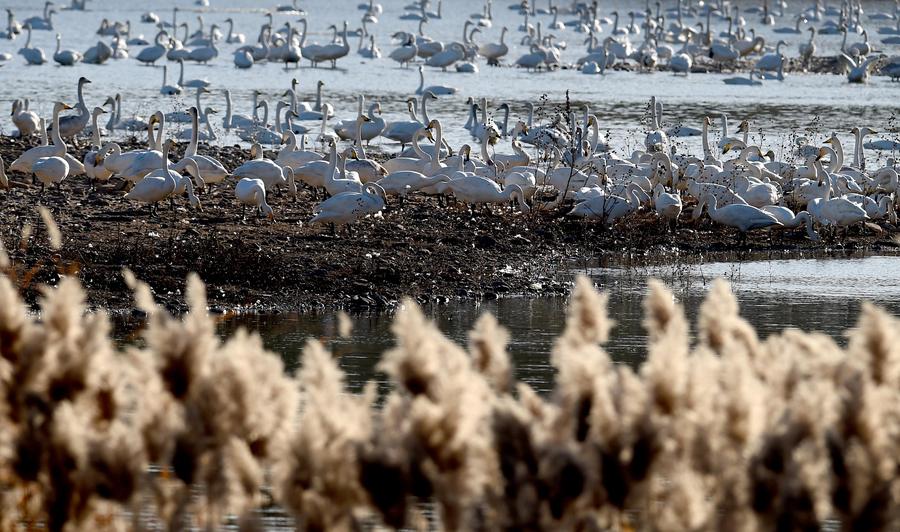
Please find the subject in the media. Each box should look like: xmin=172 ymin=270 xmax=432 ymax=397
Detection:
xmin=1 ymin=221 xmax=899 ymax=529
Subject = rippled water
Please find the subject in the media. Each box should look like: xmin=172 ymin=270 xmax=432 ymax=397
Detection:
xmin=185 ymin=254 xmax=900 ymax=394
xmin=2 ymin=0 xmax=900 ymax=164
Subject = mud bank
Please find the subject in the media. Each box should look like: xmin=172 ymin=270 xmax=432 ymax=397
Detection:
xmin=0 ymin=138 xmax=897 ymax=313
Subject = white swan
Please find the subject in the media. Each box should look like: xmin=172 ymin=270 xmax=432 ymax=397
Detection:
xmin=425 ymin=42 xmax=466 ymax=70
xmin=33 ymin=156 xmax=69 ymax=193
xmin=171 ymin=107 xmax=228 ymax=186
xmin=382 ymin=126 xmax=434 ymax=173
xmin=310 ymin=183 xmax=387 ymax=231
xmin=389 ymin=33 xmax=418 ymax=67
xmin=10 ymin=102 xmax=71 ymax=174
xmin=376 ymin=169 xmax=448 ymax=196
xmin=160 ymin=66 xmax=181 ymax=96
xmin=807 ymin=156 xmax=869 ymax=228
xmin=96 ymin=115 xmax=164 ymax=183
xmin=231 ymin=143 xmax=298 ymax=196
xmin=644 ymin=96 xmax=669 ymax=153
xmin=569 ymin=183 xmax=645 ymax=223
xmin=125 ymin=139 xmax=201 ymax=215
xmin=848 ymin=55 xmax=885 ymax=83
xmin=53 ymin=33 xmax=82 ymax=65
xmin=761 ymin=206 xmax=820 ymax=240
xmin=84 ymin=106 xmax=112 ymax=183
xmin=23 ymin=3 xmax=54 ymax=31
xmin=234 ymin=49 xmax=253 ymax=68
xmin=135 ymin=31 xmax=168 ymax=65
xmin=692 ymin=193 xmax=781 ymax=232
xmin=11 ymin=99 xmax=39 ymax=137
xmin=335 ymin=103 xmax=386 ymax=143
xmin=177 ymin=58 xmax=210 ymax=90
xmin=224 ymin=18 xmax=245 ymax=44
xmin=235 ymin=178 xmax=274 ymax=221
xmin=415 ymin=65 xmax=458 ymax=95
xmin=382 ymin=99 xmax=426 ymax=149
xmin=653 ymin=183 xmax=683 ymax=228
xmin=18 ymin=25 xmax=47 ymax=65
xmin=435 ymin=175 xmax=530 ymax=212
xmin=187 ymin=32 xmax=218 ymax=64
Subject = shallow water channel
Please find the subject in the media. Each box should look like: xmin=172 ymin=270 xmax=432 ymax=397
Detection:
xmin=191 ymin=253 xmax=900 ymax=394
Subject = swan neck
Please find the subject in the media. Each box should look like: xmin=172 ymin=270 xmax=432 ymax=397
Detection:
xmin=156 ymin=113 xmax=165 ymax=150
xmin=327 ymin=144 xmax=337 ymax=180
xmin=188 ymin=109 xmax=199 ymax=156
xmin=51 ymin=106 xmax=66 ymax=154
xmin=421 ymin=96 xmax=430 ymax=123
xmin=91 ymin=112 xmax=101 ymax=147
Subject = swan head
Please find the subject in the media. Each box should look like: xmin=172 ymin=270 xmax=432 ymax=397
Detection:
xmin=52 ymin=101 xmax=73 ymax=114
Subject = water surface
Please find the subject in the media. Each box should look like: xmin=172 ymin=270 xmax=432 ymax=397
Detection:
xmin=2 ymin=0 xmax=899 ymax=165
xmin=199 ymin=254 xmax=900 ymax=394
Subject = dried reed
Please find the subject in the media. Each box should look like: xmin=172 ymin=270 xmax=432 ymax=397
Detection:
xmin=0 ymin=257 xmax=898 ymax=530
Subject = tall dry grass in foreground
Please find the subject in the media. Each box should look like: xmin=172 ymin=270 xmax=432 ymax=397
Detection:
xmin=0 ymin=260 xmax=899 ymax=530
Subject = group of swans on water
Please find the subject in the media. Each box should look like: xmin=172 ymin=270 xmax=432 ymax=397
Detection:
xmin=2 ymin=88 xmax=897 ymax=238
xmin=3 ymin=0 xmax=898 ymax=85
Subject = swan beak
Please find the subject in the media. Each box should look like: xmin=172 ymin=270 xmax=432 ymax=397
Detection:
xmin=816 ymin=147 xmax=828 ymax=160
xmin=268 ymin=212 xmax=275 ymax=221
xmin=721 ymin=143 xmax=732 ymax=154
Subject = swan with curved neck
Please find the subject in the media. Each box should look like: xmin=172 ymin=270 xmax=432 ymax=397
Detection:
xmin=10 ymin=102 xmax=71 ymax=173
xmin=125 ymin=139 xmax=201 ymax=215
xmin=310 ymin=183 xmax=386 ymax=232
xmin=84 ymin=106 xmax=112 ymax=182
xmin=172 ymin=107 xmax=228 ymax=186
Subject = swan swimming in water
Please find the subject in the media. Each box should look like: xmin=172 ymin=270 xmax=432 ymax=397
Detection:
xmin=415 ymin=65 xmax=458 ymax=95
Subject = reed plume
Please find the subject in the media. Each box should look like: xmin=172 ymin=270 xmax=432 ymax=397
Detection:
xmin=0 ymin=268 xmax=897 ymax=531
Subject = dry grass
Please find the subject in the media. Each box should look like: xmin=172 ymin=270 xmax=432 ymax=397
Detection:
xmin=0 ymin=211 xmax=899 ymax=530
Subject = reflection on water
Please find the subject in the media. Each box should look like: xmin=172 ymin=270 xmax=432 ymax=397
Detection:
xmin=196 ymin=255 xmax=900 ymax=394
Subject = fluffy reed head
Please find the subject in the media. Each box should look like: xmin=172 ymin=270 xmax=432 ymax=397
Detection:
xmin=0 ymin=270 xmax=897 ymax=530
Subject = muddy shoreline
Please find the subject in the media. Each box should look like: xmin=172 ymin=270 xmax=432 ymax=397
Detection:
xmin=1 ymin=137 xmax=898 ymax=314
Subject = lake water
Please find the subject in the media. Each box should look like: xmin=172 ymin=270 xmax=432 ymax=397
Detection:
xmin=192 ymin=254 xmax=900 ymax=394
xmin=2 ymin=0 xmax=900 ymax=166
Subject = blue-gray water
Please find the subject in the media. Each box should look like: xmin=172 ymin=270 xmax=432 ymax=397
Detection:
xmin=2 ymin=0 xmax=899 ymax=164
xmin=197 ymin=254 xmax=900 ymax=393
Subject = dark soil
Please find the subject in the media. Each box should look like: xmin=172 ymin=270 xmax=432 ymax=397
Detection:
xmin=1 ymin=137 xmax=898 ymax=314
